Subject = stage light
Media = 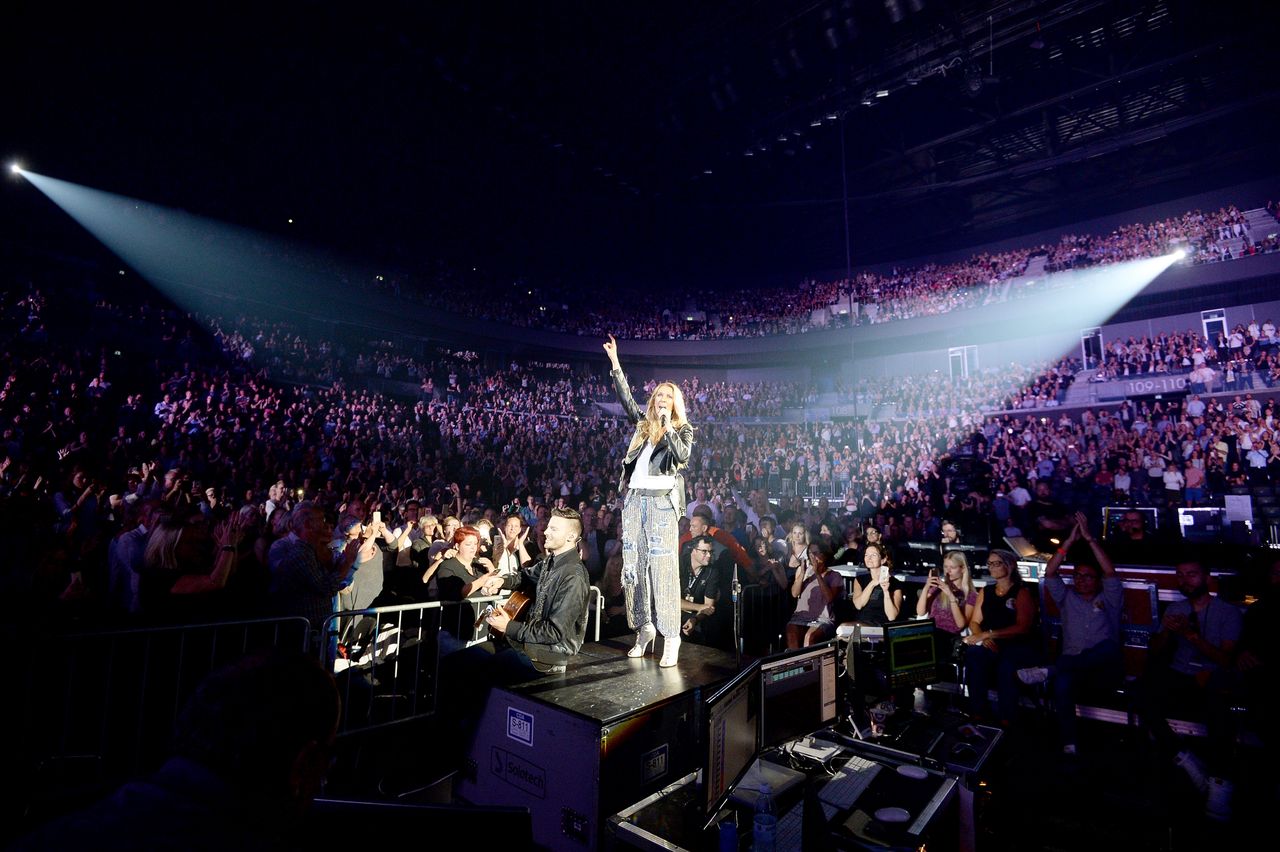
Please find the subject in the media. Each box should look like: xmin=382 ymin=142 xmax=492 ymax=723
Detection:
xmin=875 ymin=89 xmax=890 ymax=98
xmin=1172 ymin=248 xmax=1187 ymax=260
xmin=9 ymin=162 xmax=21 ymax=175
xmin=810 ymin=119 xmax=824 ymax=128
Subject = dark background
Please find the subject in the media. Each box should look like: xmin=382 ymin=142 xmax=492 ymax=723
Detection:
xmin=5 ymin=0 xmax=1278 ymax=290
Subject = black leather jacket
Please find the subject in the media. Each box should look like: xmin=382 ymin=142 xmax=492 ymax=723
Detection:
xmin=610 ymin=367 xmax=694 ymax=511
xmin=502 ymin=548 xmax=590 ymax=668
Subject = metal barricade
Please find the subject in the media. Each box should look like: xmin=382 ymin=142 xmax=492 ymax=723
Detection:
xmin=318 ymin=595 xmax=513 ymax=737
xmin=20 ymin=616 xmax=310 ymax=815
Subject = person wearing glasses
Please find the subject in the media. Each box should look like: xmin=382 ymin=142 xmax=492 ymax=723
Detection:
xmin=962 ymin=548 xmax=1038 ymax=724
xmin=1017 ymin=513 xmax=1122 ymax=755
xmin=939 ymin=520 xmax=962 ymax=546
xmin=679 ymin=534 xmax=725 ymax=646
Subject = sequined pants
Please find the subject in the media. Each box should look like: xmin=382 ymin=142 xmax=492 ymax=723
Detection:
xmin=621 ymin=491 xmax=681 ymax=638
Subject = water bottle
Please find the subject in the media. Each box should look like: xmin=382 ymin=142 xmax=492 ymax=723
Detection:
xmin=753 ymin=782 xmax=777 ymax=852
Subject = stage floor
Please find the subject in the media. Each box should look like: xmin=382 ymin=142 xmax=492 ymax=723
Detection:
xmin=506 ymin=636 xmax=742 ymax=725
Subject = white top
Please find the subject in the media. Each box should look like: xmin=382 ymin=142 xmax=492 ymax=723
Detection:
xmin=494 ymin=546 xmax=524 ymax=576
xmin=628 ymin=440 xmax=676 ymax=491
xmin=394 ymin=525 xmax=425 ymax=567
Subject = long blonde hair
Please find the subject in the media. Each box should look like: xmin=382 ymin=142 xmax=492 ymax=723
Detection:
xmin=627 ymin=381 xmax=691 ymax=452
xmin=941 ymin=550 xmax=975 ymax=596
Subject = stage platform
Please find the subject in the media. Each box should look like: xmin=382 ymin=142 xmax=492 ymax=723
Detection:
xmin=456 ymin=636 xmax=740 ymax=851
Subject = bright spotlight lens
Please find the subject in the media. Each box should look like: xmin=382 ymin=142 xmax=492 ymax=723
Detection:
xmin=9 ymin=163 xmax=20 ymax=174
xmin=1173 ymin=248 xmax=1187 ymax=260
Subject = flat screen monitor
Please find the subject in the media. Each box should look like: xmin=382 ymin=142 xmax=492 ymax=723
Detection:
xmin=946 ymin=544 xmax=990 ymax=571
xmin=1177 ymin=507 xmax=1250 ymax=542
xmin=702 ymin=660 xmax=761 ymax=828
xmin=759 ymin=642 xmax=839 ymax=751
xmin=898 ymin=542 xmax=942 ymax=571
xmin=885 ymin=619 xmax=937 ymax=690
xmin=1102 ymin=506 xmax=1159 ymax=540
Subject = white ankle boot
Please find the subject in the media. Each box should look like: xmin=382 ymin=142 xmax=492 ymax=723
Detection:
xmin=659 ymin=636 xmax=680 ymax=668
xmin=628 ymin=623 xmax=656 ymax=658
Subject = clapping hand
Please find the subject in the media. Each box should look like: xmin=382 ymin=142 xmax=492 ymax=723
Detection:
xmin=214 ymin=513 xmax=246 ymax=550
xmin=1073 ymin=511 xmax=1095 ymax=543
xmin=1063 ymin=519 xmax=1081 ymax=548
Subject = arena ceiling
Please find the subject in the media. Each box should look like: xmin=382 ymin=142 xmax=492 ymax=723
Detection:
xmin=5 ymin=0 xmax=1278 ymax=288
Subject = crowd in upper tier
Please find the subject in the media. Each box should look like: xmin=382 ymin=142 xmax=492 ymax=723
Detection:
xmin=360 ymin=199 xmax=1277 ymax=340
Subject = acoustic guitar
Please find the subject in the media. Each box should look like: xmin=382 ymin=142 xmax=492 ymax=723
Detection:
xmin=475 ymin=589 xmax=532 ymax=628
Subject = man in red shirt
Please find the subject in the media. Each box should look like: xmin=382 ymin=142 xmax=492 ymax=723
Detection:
xmin=680 ymin=507 xmax=752 ymax=573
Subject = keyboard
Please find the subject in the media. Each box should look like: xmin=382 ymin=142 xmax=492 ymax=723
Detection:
xmin=816 ymin=754 xmax=882 ymax=820
xmin=776 ymin=803 xmax=804 ymax=852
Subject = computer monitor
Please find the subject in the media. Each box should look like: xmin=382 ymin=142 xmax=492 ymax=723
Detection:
xmin=1177 ymin=507 xmax=1250 ymax=542
xmin=702 ymin=660 xmax=761 ymax=828
xmin=947 ymin=544 xmax=990 ymax=571
xmin=898 ymin=541 xmax=942 ymax=571
xmin=1102 ymin=506 xmax=1159 ymax=540
xmin=759 ymin=641 xmax=839 ymax=751
xmin=885 ymin=619 xmax=937 ymax=690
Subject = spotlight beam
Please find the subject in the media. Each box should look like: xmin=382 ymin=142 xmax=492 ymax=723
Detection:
xmin=17 ymin=170 xmax=363 ymax=321
xmin=855 ymin=250 xmax=1183 ymax=367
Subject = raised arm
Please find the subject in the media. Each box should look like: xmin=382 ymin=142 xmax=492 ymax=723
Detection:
xmin=1074 ymin=511 xmax=1115 ymax=576
xmin=604 ymin=335 xmax=644 ymax=422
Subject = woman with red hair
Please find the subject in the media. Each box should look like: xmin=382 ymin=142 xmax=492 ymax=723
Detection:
xmin=433 ymin=525 xmax=498 ymax=602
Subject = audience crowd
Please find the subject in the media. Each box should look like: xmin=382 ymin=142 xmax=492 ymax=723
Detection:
xmin=5 ymin=195 xmax=1278 ymax=826
xmin=4 ymin=271 xmax=1277 ymax=634
xmin=362 ymin=199 xmax=1275 ymax=340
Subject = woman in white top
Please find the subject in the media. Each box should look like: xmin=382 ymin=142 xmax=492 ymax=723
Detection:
xmin=605 ymin=336 xmax=695 ymax=667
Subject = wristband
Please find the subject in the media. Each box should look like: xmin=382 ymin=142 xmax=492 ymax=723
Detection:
xmin=1056 ymin=547 xmax=1067 ymax=556
xmin=220 ymin=545 xmax=236 ymax=553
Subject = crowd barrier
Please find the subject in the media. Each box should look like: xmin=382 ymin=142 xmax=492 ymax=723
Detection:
xmin=318 ymin=599 xmax=472 ymax=738
xmin=315 ymin=590 xmax=608 ymax=738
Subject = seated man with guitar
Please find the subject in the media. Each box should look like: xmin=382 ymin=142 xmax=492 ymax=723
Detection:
xmin=474 ymin=506 xmax=591 ymax=676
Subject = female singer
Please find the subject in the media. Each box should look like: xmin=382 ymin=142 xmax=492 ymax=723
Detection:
xmin=604 ymin=334 xmax=694 ymax=667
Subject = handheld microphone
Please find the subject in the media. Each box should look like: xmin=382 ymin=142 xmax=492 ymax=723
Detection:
xmin=660 ymin=411 xmax=669 ymax=428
